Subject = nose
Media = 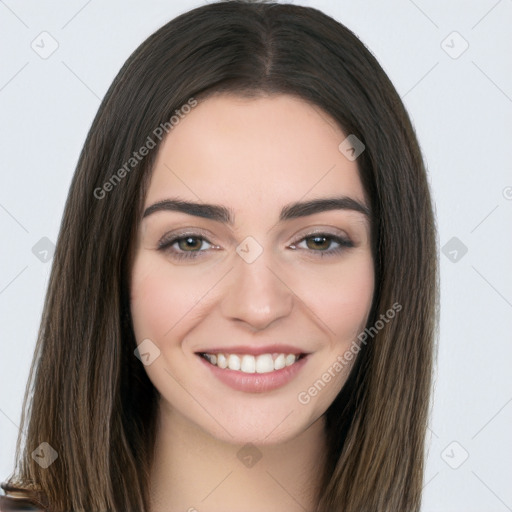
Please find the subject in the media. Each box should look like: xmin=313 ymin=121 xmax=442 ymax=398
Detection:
xmin=220 ymin=250 xmax=294 ymax=331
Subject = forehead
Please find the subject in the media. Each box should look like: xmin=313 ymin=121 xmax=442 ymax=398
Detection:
xmin=145 ymin=94 xmax=367 ymax=214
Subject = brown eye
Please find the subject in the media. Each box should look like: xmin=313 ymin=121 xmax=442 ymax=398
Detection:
xmin=177 ymin=236 xmax=204 ymax=252
xmin=158 ymin=233 xmax=216 ymax=260
xmin=291 ymin=233 xmax=354 ymax=257
xmin=305 ymin=235 xmax=331 ymax=251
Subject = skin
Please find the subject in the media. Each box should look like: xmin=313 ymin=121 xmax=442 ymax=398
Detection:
xmin=130 ymin=94 xmax=375 ymax=512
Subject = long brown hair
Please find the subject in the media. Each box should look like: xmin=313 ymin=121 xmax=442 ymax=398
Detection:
xmin=3 ymin=2 xmax=438 ymax=510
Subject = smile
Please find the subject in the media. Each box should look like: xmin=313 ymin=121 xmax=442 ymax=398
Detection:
xmin=196 ymin=350 xmax=309 ymax=393
xmin=199 ymin=352 xmax=305 ymax=373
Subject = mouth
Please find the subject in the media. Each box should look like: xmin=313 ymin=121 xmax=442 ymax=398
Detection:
xmin=195 ymin=349 xmax=310 ymax=393
xmin=197 ymin=352 xmax=307 ymax=374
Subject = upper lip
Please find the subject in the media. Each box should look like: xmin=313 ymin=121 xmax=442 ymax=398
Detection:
xmin=195 ymin=344 xmax=308 ymax=356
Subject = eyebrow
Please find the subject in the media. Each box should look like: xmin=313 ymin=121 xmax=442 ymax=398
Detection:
xmin=142 ymin=196 xmax=370 ymax=224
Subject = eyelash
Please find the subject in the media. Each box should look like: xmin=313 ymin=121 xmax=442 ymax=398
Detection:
xmin=157 ymin=231 xmax=354 ymax=261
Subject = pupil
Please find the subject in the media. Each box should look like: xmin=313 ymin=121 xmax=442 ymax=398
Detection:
xmin=180 ymin=237 xmax=200 ymax=251
xmin=308 ymin=236 xmax=329 ymax=250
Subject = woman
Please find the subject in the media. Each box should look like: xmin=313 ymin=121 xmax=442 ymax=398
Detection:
xmin=0 ymin=1 xmax=438 ymax=511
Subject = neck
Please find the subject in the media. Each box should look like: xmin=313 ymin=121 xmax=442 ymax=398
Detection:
xmin=149 ymin=400 xmax=327 ymax=512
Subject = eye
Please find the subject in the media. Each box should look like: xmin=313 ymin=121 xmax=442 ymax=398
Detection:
xmin=157 ymin=233 xmax=218 ymax=260
xmin=290 ymin=233 xmax=353 ymax=257
xmin=157 ymin=231 xmax=353 ymax=261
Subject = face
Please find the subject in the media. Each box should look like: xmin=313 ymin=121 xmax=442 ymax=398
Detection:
xmin=130 ymin=93 xmax=374 ymax=445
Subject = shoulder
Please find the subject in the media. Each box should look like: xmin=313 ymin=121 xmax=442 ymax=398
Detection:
xmin=0 ymin=482 xmax=47 ymax=512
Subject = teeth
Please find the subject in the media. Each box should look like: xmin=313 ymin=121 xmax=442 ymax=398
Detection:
xmin=217 ymin=353 xmax=228 ymax=369
xmin=228 ymin=354 xmax=241 ymax=371
xmin=201 ymin=352 xmax=301 ymax=373
xmin=255 ymin=354 xmax=274 ymax=373
xmin=241 ymin=355 xmax=256 ymax=373
xmin=285 ymin=354 xmax=296 ymax=366
xmin=274 ymin=354 xmax=286 ymax=370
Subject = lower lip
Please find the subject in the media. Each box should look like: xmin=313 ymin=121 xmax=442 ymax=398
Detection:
xmin=197 ymin=354 xmax=309 ymax=393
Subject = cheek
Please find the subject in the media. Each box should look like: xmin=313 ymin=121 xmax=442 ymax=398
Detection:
xmin=130 ymin=257 xmax=202 ymax=342
xmin=294 ymin=252 xmax=375 ymax=342
xmin=293 ymin=254 xmax=374 ymax=415
xmin=131 ymin=267 xmax=173 ymax=341
xmin=332 ymin=259 xmax=374 ymax=337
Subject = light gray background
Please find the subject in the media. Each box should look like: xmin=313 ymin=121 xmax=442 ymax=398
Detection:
xmin=1 ymin=1 xmax=511 ymax=510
